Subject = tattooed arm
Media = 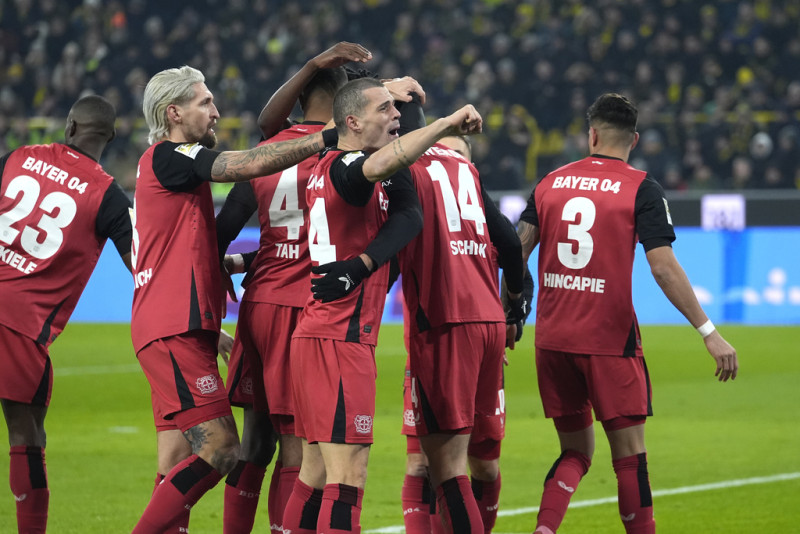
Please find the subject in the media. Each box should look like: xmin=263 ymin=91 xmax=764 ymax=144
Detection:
xmin=210 ymin=130 xmax=331 ymax=182
xmin=360 ymin=104 xmax=483 ymax=183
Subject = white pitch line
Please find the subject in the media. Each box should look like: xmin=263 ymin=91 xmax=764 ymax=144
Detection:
xmin=364 ymin=472 xmax=800 ymax=533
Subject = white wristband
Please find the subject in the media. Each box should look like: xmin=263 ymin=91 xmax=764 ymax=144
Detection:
xmin=696 ymin=320 xmax=715 ymax=338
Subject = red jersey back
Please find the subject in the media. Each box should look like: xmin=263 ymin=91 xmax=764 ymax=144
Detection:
xmin=242 ymin=123 xmax=323 ymax=308
xmin=131 ymin=143 xmax=221 ymax=352
xmin=534 ymin=156 xmax=646 ymax=356
xmin=292 ymin=150 xmax=390 ymax=345
xmin=400 ymin=143 xmax=504 ymax=335
xmin=0 ymin=144 xmax=114 ymax=345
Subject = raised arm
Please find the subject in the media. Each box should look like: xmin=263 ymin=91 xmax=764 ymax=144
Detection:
xmin=646 ymin=245 xmax=738 ymax=382
xmin=362 ymin=105 xmax=482 ymax=183
xmin=257 ymin=42 xmax=372 ymax=139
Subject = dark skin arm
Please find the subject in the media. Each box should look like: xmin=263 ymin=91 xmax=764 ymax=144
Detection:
xmin=257 ymin=42 xmax=372 ymax=139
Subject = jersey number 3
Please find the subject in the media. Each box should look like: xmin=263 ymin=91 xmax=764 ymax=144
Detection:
xmin=558 ymin=196 xmax=595 ymax=269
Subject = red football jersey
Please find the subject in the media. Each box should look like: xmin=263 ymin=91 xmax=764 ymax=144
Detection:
xmin=399 ymin=143 xmax=504 ymax=335
xmin=0 ymin=144 xmax=116 ymax=345
xmin=291 ymin=150 xmax=390 ymax=345
xmin=241 ymin=123 xmax=323 ymax=308
xmin=534 ymin=156 xmax=647 ymax=356
xmin=131 ymin=143 xmax=221 ymax=352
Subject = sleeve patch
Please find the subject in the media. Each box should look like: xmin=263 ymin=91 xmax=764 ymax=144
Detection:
xmin=174 ymin=143 xmax=203 ymax=159
xmin=342 ymin=151 xmax=365 ymax=166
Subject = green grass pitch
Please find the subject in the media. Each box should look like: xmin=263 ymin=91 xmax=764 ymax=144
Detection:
xmin=1 ymin=323 xmax=798 ymax=533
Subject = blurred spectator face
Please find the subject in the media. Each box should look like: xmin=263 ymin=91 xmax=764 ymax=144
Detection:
xmin=749 ymin=132 xmax=773 ymax=159
xmin=731 ymin=156 xmax=752 ymax=187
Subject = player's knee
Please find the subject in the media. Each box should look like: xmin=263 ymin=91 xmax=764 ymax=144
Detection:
xmin=212 ymin=441 xmax=241 ymax=475
xmin=467 ymin=457 xmax=499 ymax=481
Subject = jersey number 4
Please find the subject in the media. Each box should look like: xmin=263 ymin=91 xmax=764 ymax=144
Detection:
xmin=0 ymin=175 xmax=78 ymax=260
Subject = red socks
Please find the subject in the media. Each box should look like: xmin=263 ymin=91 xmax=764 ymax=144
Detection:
xmin=9 ymin=446 xmax=48 ymax=534
xmin=401 ymin=474 xmax=433 ymax=533
xmin=133 ymin=454 xmax=222 ymax=533
xmin=536 ymin=450 xmax=591 ymax=533
xmin=318 ymin=483 xmax=364 ymax=533
xmin=282 ymin=478 xmax=323 ymax=534
xmin=270 ymin=465 xmax=300 ymax=532
xmin=223 ymin=460 xmax=266 ymax=533
xmin=471 ymin=473 xmax=501 ymax=534
xmin=435 ymin=475 xmax=483 ymax=534
xmin=613 ymin=453 xmax=655 ymax=534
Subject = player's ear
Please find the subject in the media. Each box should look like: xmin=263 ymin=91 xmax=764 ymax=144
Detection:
xmin=630 ymin=131 xmax=640 ymax=151
xmin=346 ymin=114 xmax=360 ymax=133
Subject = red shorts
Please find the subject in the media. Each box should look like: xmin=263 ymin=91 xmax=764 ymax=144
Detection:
xmin=536 ymin=348 xmax=653 ymax=423
xmin=225 ymin=333 xmax=254 ymax=408
xmin=408 ymin=322 xmax=504 ymax=435
xmin=137 ymin=330 xmax=233 ymax=433
xmin=0 ymin=324 xmax=52 ymax=406
xmin=236 ymin=301 xmax=300 ymax=418
xmin=402 ymin=360 xmax=505 ymax=442
xmin=290 ymin=337 xmax=376 ymax=444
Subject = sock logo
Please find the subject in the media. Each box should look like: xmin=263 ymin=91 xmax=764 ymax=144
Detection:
xmin=621 ymin=512 xmax=636 ymax=522
xmin=485 ymin=504 xmax=499 ymax=511
xmin=13 ymin=493 xmax=27 ymax=502
xmin=558 ymin=480 xmax=575 ymax=493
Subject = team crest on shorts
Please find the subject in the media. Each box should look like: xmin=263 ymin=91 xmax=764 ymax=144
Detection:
xmin=241 ymin=377 xmax=253 ymax=395
xmin=353 ymin=415 xmax=373 ymax=434
xmin=403 ymin=409 xmax=415 ymax=427
xmin=196 ymin=374 xmax=219 ymax=395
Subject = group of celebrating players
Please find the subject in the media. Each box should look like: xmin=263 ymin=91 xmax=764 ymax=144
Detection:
xmin=0 ymin=40 xmax=737 ymax=534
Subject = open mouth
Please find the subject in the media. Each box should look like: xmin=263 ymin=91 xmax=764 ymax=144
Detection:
xmin=389 ymin=127 xmax=400 ymax=137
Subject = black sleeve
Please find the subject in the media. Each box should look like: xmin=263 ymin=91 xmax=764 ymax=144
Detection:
xmin=635 ymin=175 xmax=676 ymax=251
xmin=484 ymin=186 xmax=524 ymax=294
xmin=329 ymin=151 xmax=377 ymax=206
xmin=96 ymin=181 xmax=133 ymax=257
xmin=364 ymin=168 xmax=423 ymax=268
xmin=216 ymin=181 xmax=257 ymax=261
xmin=396 ymin=93 xmax=426 ymax=135
xmin=521 ymin=265 xmax=534 ymax=323
xmin=151 ymin=142 xmax=220 ymax=192
xmin=518 ymin=181 xmax=540 ymax=227
xmin=241 ymin=250 xmax=258 ymax=272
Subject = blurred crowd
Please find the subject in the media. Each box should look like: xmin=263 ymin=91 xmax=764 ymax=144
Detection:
xmin=1 ymin=0 xmax=799 ymax=193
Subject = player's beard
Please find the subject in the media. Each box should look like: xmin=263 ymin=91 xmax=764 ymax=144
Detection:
xmin=199 ymin=130 xmax=217 ymax=149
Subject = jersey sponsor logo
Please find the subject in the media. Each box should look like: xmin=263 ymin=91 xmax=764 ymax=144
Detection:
xmin=543 ymin=272 xmax=606 ymax=293
xmin=551 ymin=175 xmax=621 ymax=194
xmin=403 ymin=409 xmax=416 ymax=427
xmin=341 ymin=151 xmax=365 ymax=166
xmin=354 ymin=414 xmax=373 ymax=434
xmin=20 ymin=156 xmax=88 ymax=194
xmin=378 ymin=190 xmax=389 ymax=211
xmin=195 ymin=374 xmax=219 ymax=395
xmin=174 ymin=143 xmax=203 ymax=159
xmin=449 ymin=239 xmax=487 ymax=257
xmin=0 ymin=244 xmax=38 ymax=274
xmin=307 ymin=174 xmax=324 ymax=190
